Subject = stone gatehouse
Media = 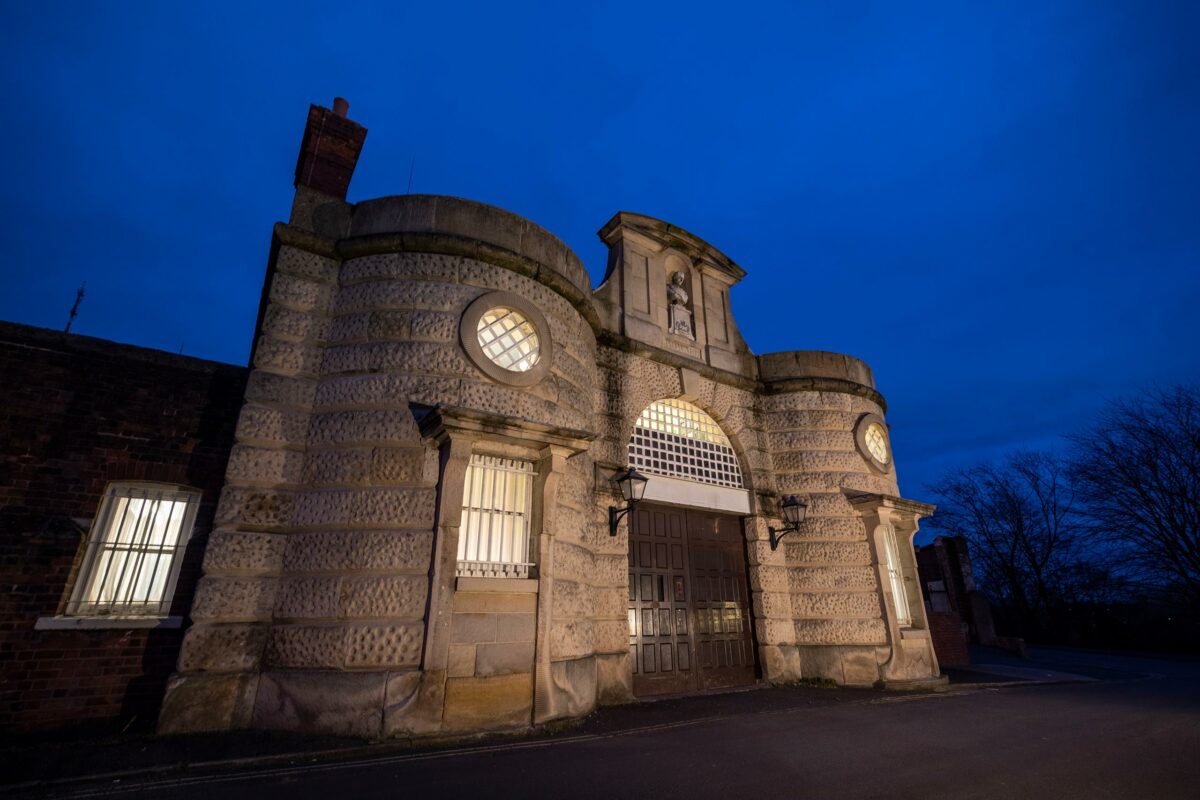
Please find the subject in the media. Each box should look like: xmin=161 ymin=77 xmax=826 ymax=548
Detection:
xmin=143 ymin=99 xmax=942 ymax=736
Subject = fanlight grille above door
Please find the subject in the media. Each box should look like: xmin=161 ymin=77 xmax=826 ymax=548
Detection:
xmin=628 ymin=398 xmax=744 ymax=489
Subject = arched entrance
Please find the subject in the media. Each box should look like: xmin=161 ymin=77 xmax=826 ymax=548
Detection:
xmin=626 ymin=399 xmax=757 ymax=697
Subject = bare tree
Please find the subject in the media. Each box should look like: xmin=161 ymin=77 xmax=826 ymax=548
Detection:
xmin=927 ymin=451 xmax=1098 ymax=634
xmin=1070 ymin=386 xmax=1200 ymax=611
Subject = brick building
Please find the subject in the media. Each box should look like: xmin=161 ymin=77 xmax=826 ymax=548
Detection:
xmin=4 ymin=97 xmax=949 ymax=735
xmin=0 ymin=323 xmax=246 ymax=730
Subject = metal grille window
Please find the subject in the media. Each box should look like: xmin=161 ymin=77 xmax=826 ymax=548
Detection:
xmin=881 ymin=524 xmax=912 ymax=627
xmin=67 ymin=483 xmax=201 ymax=617
xmin=628 ymin=398 xmax=744 ymax=489
xmin=457 ymin=454 xmax=536 ymax=579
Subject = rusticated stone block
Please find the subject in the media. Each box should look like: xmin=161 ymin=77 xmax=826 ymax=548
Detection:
xmin=236 ymin=405 xmax=310 ymax=446
xmin=328 ymin=313 xmax=370 ymax=343
xmin=752 ymin=591 xmax=792 ymax=619
xmin=592 ymin=619 xmax=628 ymax=653
xmin=275 ymin=577 xmax=341 ymax=619
xmin=283 ymin=530 xmax=433 ymax=573
xmin=262 ymin=305 xmax=328 ymax=342
xmin=794 ymin=618 xmax=887 ymax=646
xmin=593 ymin=554 xmax=628 ymax=588
xmin=265 ymin=625 xmax=344 ymax=668
xmin=370 ymin=447 xmax=427 ymax=485
xmin=551 ymin=580 xmax=595 ymax=619
xmin=313 ymin=373 xmax=463 ymax=410
xmin=276 ymin=245 xmax=339 ymax=284
xmin=178 ymin=624 xmax=267 ymax=673
xmin=748 ymin=565 xmax=789 ymax=593
xmin=302 ymin=448 xmax=372 ymax=485
xmin=340 ymin=252 xmax=460 ymax=284
xmin=308 ymin=409 xmax=422 ymax=446
xmin=443 ymin=673 xmax=532 ymax=731
xmin=191 ymin=577 xmax=276 ymax=622
xmin=776 ymin=471 xmax=896 ymax=495
xmin=791 ymin=591 xmax=882 ymax=619
xmin=345 ymin=624 xmax=423 ymax=667
xmin=252 ymin=670 xmax=386 ymax=738
xmin=458 ymin=380 xmax=557 ymax=424
xmin=270 ymin=272 xmax=333 ymax=313
xmin=245 ymin=371 xmax=316 ymax=409
xmin=785 ymin=540 xmax=872 ymax=566
xmin=593 ymin=586 xmax=628 ymax=619
xmin=787 ymin=516 xmax=867 ymax=541
xmin=452 ymin=613 xmax=497 ymax=643
xmin=595 ymin=652 xmax=633 ymax=704
xmin=216 ymin=487 xmax=294 ymax=529
xmin=788 ymin=566 xmax=878 ymax=591
xmin=550 ymin=619 xmax=594 ymax=660
xmin=253 ymin=338 xmax=321 ymax=376
xmin=351 ymin=487 xmax=437 ymax=527
xmin=225 ymin=445 xmax=304 ymax=485
xmin=203 ymin=530 xmax=286 ymax=574
xmin=333 ymin=280 xmax=479 ymax=315
xmin=766 ymin=413 xmax=857 ymax=441
xmin=552 ymin=541 xmax=595 ymax=584
xmin=340 ymin=575 xmax=428 ymax=619
xmin=409 ymin=309 xmax=457 ymax=341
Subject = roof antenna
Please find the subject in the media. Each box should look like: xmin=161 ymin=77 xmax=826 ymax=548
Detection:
xmin=64 ymin=281 xmax=86 ymax=333
xmin=406 ymin=156 xmax=415 ymax=194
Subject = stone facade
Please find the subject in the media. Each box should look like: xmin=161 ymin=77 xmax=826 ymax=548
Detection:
xmin=157 ymin=100 xmax=943 ymax=737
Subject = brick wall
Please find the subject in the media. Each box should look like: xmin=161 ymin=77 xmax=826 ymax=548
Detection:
xmin=927 ymin=611 xmax=970 ymax=668
xmin=0 ymin=322 xmax=247 ymax=731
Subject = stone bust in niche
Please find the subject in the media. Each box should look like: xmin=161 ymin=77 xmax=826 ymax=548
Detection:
xmin=667 ymin=270 xmax=695 ymax=340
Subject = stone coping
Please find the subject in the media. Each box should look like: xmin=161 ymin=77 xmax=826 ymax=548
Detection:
xmin=347 ymin=195 xmax=591 ymax=300
xmin=758 ymin=350 xmax=875 ymax=389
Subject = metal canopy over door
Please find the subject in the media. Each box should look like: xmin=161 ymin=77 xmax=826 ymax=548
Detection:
xmin=628 ymin=503 xmax=756 ymax=697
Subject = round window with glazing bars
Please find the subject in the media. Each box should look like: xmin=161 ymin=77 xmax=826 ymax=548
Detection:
xmin=476 ymin=307 xmax=541 ymax=372
xmin=459 ymin=291 xmax=553 ymax=387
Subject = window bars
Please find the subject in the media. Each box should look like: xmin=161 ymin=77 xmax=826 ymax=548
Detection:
xmin=881 ymin=524 xmax=912 ymax=627
xmin=67 ymin=484 xmax=201 ymax=617
xmin=628 ymin=398 xmax=744 ymax=489
xmin=457 ymin=454 xmax=536 ymax=579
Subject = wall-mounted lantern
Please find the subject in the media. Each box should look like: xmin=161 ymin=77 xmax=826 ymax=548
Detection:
xmin=608 ymin=467 xmax=649 ymax=536
xmin=768 ymin=495 xmax=809 ymax=550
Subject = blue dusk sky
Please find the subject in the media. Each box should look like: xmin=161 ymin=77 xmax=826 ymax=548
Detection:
xmin=1 ymin=1 xmax=1197 ymax=499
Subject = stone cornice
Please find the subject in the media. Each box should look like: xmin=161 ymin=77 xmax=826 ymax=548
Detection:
xmin=415 ymin=404 xmax=596 ymax=455
xmin=845 ymin=491 xmax=936 ymax=519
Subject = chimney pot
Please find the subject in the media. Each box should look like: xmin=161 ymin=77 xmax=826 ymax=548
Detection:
xmin=333 ymin=97 xmax=350 ymax=117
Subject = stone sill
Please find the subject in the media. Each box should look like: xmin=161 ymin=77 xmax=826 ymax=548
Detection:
xmin=455 ymin=577 xmax=539 ymax=594
xmin=35 ymin=615 xmax=184 ymax=631
xmin=899 ymin=627 xmax=930 ymax=640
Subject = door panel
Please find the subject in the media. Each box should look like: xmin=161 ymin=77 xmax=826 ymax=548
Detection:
xmin=629 ymin=503 xmax=756 ymax=697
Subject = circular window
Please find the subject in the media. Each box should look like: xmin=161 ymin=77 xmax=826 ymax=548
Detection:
xmin=476 ymin=307 xmax=541 ymax=372
xmin=854 ymin=413 xmax=893 ymax=474
xmin=460 ymin=291 xmax=553 ymax=387
xmin=864 ymin=423 xmax=889 ymax=464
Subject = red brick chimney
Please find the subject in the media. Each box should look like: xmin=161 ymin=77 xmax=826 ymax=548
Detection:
xmin=293 ymin=97 xmax=367 ymax=200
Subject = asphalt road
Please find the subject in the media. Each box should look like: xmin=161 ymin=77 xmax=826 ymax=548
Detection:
xmin=24 ymin=649 xmax=1200 ymax=800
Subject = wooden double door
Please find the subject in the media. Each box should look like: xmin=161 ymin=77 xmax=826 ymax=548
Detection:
xmin=628 ymin=503 xmax=757 ymax=697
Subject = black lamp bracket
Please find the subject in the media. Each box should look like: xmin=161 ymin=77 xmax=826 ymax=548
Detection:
xmin=609 ymin=503 xmax=637 ymax=537
xmin=768 ymin=524 xmax=798 ymax=551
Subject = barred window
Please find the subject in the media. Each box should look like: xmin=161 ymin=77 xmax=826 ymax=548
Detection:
xmin=881 ymin=524 xmax=912 ymax=627
xmin=67 ymin=483 xmax=201 ymax=617
xmin=628 ymin=398 xmax=744 ymax=489
xmin=457 ymin=454 xmax=536 ymax=579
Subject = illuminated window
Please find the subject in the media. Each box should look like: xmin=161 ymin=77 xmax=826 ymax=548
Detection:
xmin=67 ymin=483 xmax=200 ymax=617
xmin=628 ymin=398 xmax=744 ymax=489
xmin=457 ymin=454 xmax=536 ymax=579
xmin=864 ymin=423 xmax=889 ymax=464
xmin=881 ymin=525 xmax=912 ymax=627
xmin=476 ymin=308 xmax=541 ymax=373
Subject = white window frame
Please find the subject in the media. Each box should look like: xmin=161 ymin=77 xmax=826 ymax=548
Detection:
xmin=456 ymin=454 xmax=536 ymax=579
xmin=881 ymin=524 xmax=912 ymax=627
xmin=63 ymin=482 xmax=201 ymax=618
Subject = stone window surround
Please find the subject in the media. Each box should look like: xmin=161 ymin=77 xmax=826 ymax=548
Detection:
xmin=853 ymin=412 xmax=894 ymax=475
xmin=459 ymin=291 xmax=554 ymax=387
xmin=848 ymin=492 xmax=935 ymax=636
xmin=417 ymin=404 xmax=595 ymax=725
